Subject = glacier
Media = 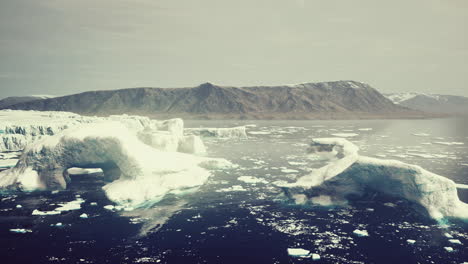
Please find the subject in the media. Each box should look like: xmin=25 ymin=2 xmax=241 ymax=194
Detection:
xmin=278 ymin=138 xmax=468 ymax=220
xmin=0 ymin=110 xmax=232 ymax=208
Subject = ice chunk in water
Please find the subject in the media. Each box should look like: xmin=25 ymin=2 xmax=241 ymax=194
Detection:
xmin=448 ymin=239 xmax=462 ymax=245
xmin=311 ymin=253 xmax=320 ymax=261
xmin=444 ymin=233 xmax=454 ymax=238
xmin=237 ymin=176 xmax=268 ymax=184
xmin=444 ymin=247 xmax=454 ymax=252
xmin=287 ymin=248 xmax=310 ymax=258
xmin=412 ymin=133 xmax=430 ymax=137
xmin=353 ymin=229 xmax=369 ymax=237
xmin=331 ymin=133 xmax=358 ymax=138
xmin=80 ymin=213 xmax=89 ymax=219
xmin=10 ymin=228 xmax=32 ymax=234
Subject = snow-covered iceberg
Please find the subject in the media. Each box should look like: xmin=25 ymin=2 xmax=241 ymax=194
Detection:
xmin=0 ymin=110 xmax=96 ymax=152
xmin=185 ymin=126 xmax=248 ymax=139
xmin=278 ymin=138 xmax=468 ymax=220
xmin=0 ymin=112 xmax=232 ymax=208
xmin=0 ymin=110 xmax=203 ymax=154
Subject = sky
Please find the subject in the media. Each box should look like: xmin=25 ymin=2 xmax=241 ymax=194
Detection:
xmin=0 ymin=0 xmax=467 ymax=98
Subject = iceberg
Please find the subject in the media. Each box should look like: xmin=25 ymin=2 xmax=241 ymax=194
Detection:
xmin=0 ymin=110 xmax=95 ymax=152
xmin=0 ymin=110 xmax=198 ymax=154
xmin=0 ymin=118 xmax=232 ymax=209
xmin=278 ymin=138 xmax=468 ymax=220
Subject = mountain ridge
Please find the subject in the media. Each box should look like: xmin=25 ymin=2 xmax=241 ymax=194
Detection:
xmin=385 ymin=92 xmax=468 ymax=115
xmin=2 ymin=81 xmax=429 ymax=119
xmin=0 ymin=95 xmax=54 ymax=109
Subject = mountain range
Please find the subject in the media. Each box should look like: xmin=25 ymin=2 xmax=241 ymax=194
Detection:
xmin=385 ymin=93 xmax=468 ymax=115
xmin=0 ymin=95 xmax=54 ymax=109
xmin=1 ymin=81 xmax=427 ymax=119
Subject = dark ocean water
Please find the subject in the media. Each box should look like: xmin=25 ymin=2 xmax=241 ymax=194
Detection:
xmin=1 ymin=118 xmax=467 ymax=264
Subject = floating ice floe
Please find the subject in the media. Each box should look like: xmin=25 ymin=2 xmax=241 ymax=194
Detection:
xmin=288 ymin=161 xmax=308 ymax=166
xmin=286 ymin=248 xmax=320 ymax=260
xmin=444 ymin=233 xmax=454 ymax=238
xmin=9 ymin=228 xmax=32 ymax=234
xmin=103 ymin=204 xmax=133 ymax=212
xmin=185 ymin=126 xmax=247 ymax=139
xmin=412 ymin=133 xmax=430 ymax=137
xmin=433 ymin=142 xmax=464 ymax=146
xmin=444 ymin=247 xmax=454 ymax=252
xmin=358 ymin=128 xmax=373 ymax=131
xmin=216 ymin=185 xmax=247 ymax=192
xmin=287 ymin=248 xmax=310 ymax=258
xmin=311 ymin=254 xmax=320 ymax=261
xmin=448 ymin=239 xmax=462 ymax=245
xmin=406 ymin=239 xmax=416 ymax=244
xmin=248 ymin=131 xmax=271 ymax=135
xmin=277 ymin=138 xmax=468 ymax=220
xmin=237 ymin=176 xmax=268 ymax=184
xmin=281 ymin=168 xmax=299 ymax=174
xmin=80 ymin=213 xmax=88 ymax=219
xmin=32 ymin=198 xmax=85 ymax=216
xmin=353 ymin=229 xmax=369 ymax=237
xmin=331 ymin=133 xmax=358 ymax=138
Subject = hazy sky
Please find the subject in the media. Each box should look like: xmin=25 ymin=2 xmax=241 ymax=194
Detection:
xmin=0 ymin=0 xmax=467 ymax=98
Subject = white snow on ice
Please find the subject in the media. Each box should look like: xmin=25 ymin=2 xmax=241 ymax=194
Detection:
xmin=0 ymin=111 xmax=234 ymax=209
xmin=278 ymin=138 xmax=468 ymax=220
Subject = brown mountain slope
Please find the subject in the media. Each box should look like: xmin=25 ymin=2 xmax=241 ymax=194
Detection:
xmin=3 ymin=81 xmax=429 ymax=119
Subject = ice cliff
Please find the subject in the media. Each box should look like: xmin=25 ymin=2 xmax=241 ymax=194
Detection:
xmin=279 ymin=138 xmax=468 ymax=220
xmin=0 ymin=110 xmax=95 ymax=151
xmin=0 ymin=110 xmax=198 ymax=152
